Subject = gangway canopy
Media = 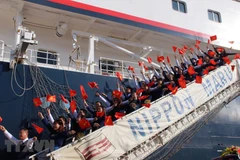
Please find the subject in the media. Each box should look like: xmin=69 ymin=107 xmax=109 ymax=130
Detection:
xmin=30 ymin=60 xmax=240 ymax=160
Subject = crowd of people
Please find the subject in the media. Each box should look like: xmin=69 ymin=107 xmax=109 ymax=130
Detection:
xmin=0 ymin=44 xmax=238 ymax=160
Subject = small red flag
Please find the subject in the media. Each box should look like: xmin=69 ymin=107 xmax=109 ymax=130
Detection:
xmin=194 ymin=44 xmax=200 ymax=49
xmin=60 ymin=94 xmax=68 ymax=103
xmin=147 ymin=57 xmax=152 ymax=63
xmin=167 ymin=83 xmax=174 ymax=91
xmin=128 ymin=66 xmax=135 ymax=73
xmin=208 ymin=51 xmax=215 ymax=57
xmin=115 ymin=112 xmax=125 ymax=119
xmin=96 ymin=111 xmax=105 ymax=118
xmin=172 ymin=87 xmax=178 ymax=95
xmin=116 ymin=72 xmax=123 ymax=81
xmin=147 ymin=81 xmax=155 ymax=87
xmin=222 ymin=57 xmax=231 ymax=65
xmin=46 ymin=95 xmax=56 ymax=103
xmin=136 ymin=88 xmax=143 ymax=95
xmin=105 ymin=116 xmax=113 ymax=126
xmin=203 ymin=69 xmax=209 ymax=75
xmin=80 ymin=85 xmax=88 ymax=100
xmin=178 ymin=78 xmax=186 ymax=88
xmin=33 ymin=98 xmax=42 ymax=107
xmin=231 ymin=65 xmax=235 ymax=71
xmin=234 ymin=54 xmax=240 ymax=59
xmin=183 ymin=45 xmax=188 ymax=50
xmin=197 ymin=58 xmax=203 ymax=66
xmin=31 ymin=123 xmax=44 ymax=134
xmin=178 ymin=48 xmax=184 ymax=55
xmin=88 ymin=82 xmax=98 ymax=89
xmin=143 ymin=65 xmax=148 ymax=71
xmin=138 ymin=95 xmax=149 ymax=100
xmin=229 ymin=41 xmax=234 ymax=44
xmin=142 ymin=103 xmax=151 ymax=108
xmin=210 ymin=35 xmax=217 ymax=41
xmin=138 ymin=61 xmax=144 ymax=67
xmin=70 ymin=99 xmax=77 ymax=113
xmin=112 ymin=90 xmax=122 ymax=99
xmin=167 ymin=56 xmax=170 ymax=63
xmin=217 ymin=47 xmax=224 ymax=53
xmin=157 ymin=56 xmax=164 ymax=63
xmin=195 ymin=75 xmax=202 ymax=84
xmin=196 ymin=40 xmax=201 ymax=45
xmin=79 ymin=118 xmax=91 ymax=130
xmin=209 ymin=59 xmax=217 ymax=65
xmin=188 ymin=66 xmax=196 ymax=75
xmin=0 ymin=117 xmax=2 ymax=123
xmin=172 ymin=46 xmax=177 ymax=52
xmin=69 ymin=89 xmax=77 ymax=97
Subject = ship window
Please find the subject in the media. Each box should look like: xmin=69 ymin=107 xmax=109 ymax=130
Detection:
xmin=172 ymin=0 xmax=187 ymax=13
xmin=208 ymin=10 xmax=221 ymax=23
xmin=37 ymin=49 xmax=58 ymax=65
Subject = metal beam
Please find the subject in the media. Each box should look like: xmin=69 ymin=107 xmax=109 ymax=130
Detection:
xmin=99 ymin=37 xmax=160 ymax=68
xmin=84 ymin=18 xmax=96 ymax=32
xmin=128 ymin=29 xmax=142 ymax=41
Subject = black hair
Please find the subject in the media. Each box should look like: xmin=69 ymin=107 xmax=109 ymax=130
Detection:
xmin=58 ymin=116 xmax=67 ymax=123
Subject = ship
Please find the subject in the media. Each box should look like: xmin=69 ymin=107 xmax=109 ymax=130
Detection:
xmin=0 ymin=0 xmax=240 ymax=160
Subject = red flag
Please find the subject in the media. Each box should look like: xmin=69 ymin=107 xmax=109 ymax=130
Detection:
xmin=222 ymin=57 xmax=231 ymax=65
xmin=196 ymin=40 xmax=201 ymax=45
xmin=178 ymin=78 xmax=186 ymax=88
xmin=147 ymin=57 xmax=152 ymax=63
xmin=217 ymin=47 xmax=224 ymax=53
xmin=33 ymin=98 xmax=42 ymax=107
xmin=197 ymin=58 xmax=203 ymax=66
xmin=88 ymin=82 xmax=97 ymax=89
xmin=209 ymin=59 xmax=217 ymax=65
xmin=231 ymin=65 xmax=235 ymax=71
xmin=210 ymin=35 xmax=217 ymax=41
xmin=138 ymin=61 xmax=144 ymax=67
xmin=96 ymin=111 xmax=105 ymax=118
xmin=234 ymin=54 xmax=240 ymax=59
xmin=80 ymin=85 xmax=88 ymax=100
xmin=178 ymin=48 xmax=184 ymax=55
xmin=0 ymin=117 xmax=2 ymax=123
xmin=189 ymin=48 xmax=194 ymax=53
xmin=167 ymin=83 xmax=174 ymax=91
xmin=208 ymin=66 xmax=216 ymax=71
xmin=142 ymin=103 xmax=151 ymax=108
xmin=157 ymin=56 xmax=164 ymax=63
xmin=172 ymin=87 xmax=178 ymax=95
xmin=203 ymin=69 xmax=209 ymax=75
xmin=188 ymin=66 xmax=196 ymax=75
xmin=105 ymin=116 xmax=113 ymax=126
xmin=128 ymin=66 xmax=135 ymax=73
xmin=46 ymin=95 xmax=56 ymax=102
xmin=194 ymin=44 xmax=200 ymax=49
xmin=79 ymin=118 xmax=91 ymax=130
xmin=195 ymin=75 xmax=202 ymax=84
xmin=70 ymin=99 xmax=77 ymax=113
xmin=208 ymin=39 xmax=211 ymax=44
xmin=60 ymin=94 xmax=68 ymax=103
xmin=229 ymin=41 xmax=234 ymax=44
xmin=143 ymin=65 xmax=148 ymax=71
xmin=208 ymin=51 xmax=215 ymax=57
xmin=167 ymin=56 xmax=170 ymax=64
xmin=136 ymin=88 xmax=143 ymax=95
xmin=172 ymin=46 xmax=177 ymax=52
xmin=115 ymin=112 xmax=125 ymax=119
xmin=116 ymin=72 xmax=123 ymax=81
xmin=69 ymin=89 xmax=77 ymax=97
xmin=147 ymin=81 xmax=155 ymax=87
xmin=112 ymin=90 xmax=122 ymax=99
xmin=183 ymin=45 xmax=188 ymax=50
xmin=31 ymin=123 xmax=44 ymax=134
xmin=138 ymin=95 xmax=149 ymax=100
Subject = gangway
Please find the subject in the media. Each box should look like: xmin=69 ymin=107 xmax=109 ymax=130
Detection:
xmin=29 ymin=60 xmax=240 ymax=160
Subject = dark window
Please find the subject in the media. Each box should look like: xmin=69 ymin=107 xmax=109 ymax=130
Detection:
xmin=37 ymin=50 xmax=58 ymax=65
xmin=172 ymin=0 xmax=187 ymax=13
xmin=208 ymin=10 xmax=221 ymax=23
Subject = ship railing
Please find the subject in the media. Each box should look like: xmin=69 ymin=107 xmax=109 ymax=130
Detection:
xmin=0 ymin=40 xmax=4 ymax=58
xmin=99 ymin=56 xmax=149 ymax=79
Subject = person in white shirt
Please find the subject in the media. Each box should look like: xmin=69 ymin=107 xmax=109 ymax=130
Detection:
xmin=0 ymin=125 xmax=37 ymax=160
